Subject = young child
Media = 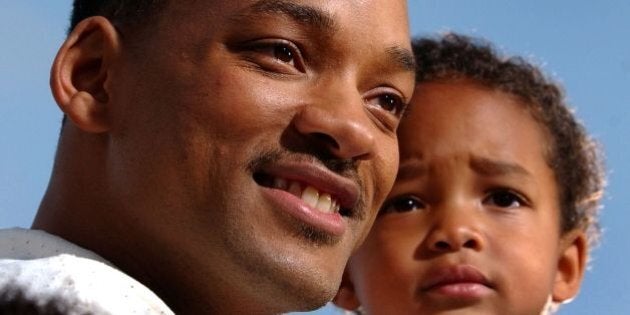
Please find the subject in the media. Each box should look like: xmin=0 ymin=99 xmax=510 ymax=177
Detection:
xmin=334 ymin=33 xmax=605 ymax=314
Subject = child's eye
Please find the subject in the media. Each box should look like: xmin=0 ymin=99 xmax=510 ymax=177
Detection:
xmin=379 ymin=196 xmax=425 ymax=215
xmin=484 ymin=190 xmax=529 ymax=209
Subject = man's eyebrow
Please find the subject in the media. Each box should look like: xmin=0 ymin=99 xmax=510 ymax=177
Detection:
xmin=470 ymin=156 xmax=531 ymax=177
xmin=386 ymin=46 xmax=416 ymax=73
xmin=235 ymin=0 xmax=337 ymax=33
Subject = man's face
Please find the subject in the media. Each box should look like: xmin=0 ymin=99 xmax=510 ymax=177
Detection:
xmin=104 ymin=0 xmax=414 ymax=312
xmin=344 ymin=81 xmax=573 ymax=315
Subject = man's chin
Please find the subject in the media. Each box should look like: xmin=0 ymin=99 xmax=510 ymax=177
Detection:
xmin=264 ymin=249 xmax=344 ymax=312
xmin=277 ymin=276 xmax=339 ymax=313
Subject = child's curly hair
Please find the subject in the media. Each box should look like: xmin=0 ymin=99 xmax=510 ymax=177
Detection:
xmin=412 ymin=33 xmax=605 ymax=246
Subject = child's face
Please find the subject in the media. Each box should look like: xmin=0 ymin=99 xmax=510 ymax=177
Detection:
xmin=336 ymin=81 xmax=586 ymax=315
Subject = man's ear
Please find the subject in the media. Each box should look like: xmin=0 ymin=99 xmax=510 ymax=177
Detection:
xmin=333 ymin=267 xmax=361 ymax=311
xmin=552 ymin=230 xmax=588 ymax=303
xmin=50 ymin=16 xmax=121 ymax=133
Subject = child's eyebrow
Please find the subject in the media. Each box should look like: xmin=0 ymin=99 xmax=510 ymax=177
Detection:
xmin=470 ymin=156 xmax=531 ymax=177
xmin=396 ymin=159 xmax=427 ymax=181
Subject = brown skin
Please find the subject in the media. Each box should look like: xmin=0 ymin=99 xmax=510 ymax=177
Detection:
xmin=335 ymin=81 xmax=587 ymax=315
xmin=33 ymin=0 xmax=415 ymax=314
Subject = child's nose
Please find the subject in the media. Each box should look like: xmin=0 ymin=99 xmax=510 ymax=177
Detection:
xmin=427 ymin=227 xmax=483 ymax=253
xmin=424 ymin=209 xmax=485 ymax=253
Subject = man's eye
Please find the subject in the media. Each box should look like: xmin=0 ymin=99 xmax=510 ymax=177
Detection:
xmin=365 ymin=90 xmax=408 ymax=121
xmin=363 ymin=89 xmax=409 ymax=131
xmin=237 ymin=39 xmax=305 ymax=74
xmin=379 ymin=196 xmax=425 ymax=215
xmin=273 ymin=44 xmax=295 ymax=64
xmin=484 ymin=190 xmax=528 ymax=208
xmin=375 ymin=93 xmax=406 ymax=116
xmin=252 ymin=41 xmax=301 ymax=69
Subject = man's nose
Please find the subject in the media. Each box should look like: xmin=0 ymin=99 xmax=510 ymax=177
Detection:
xmin=292 ymin=88 xmax=376 ymax=160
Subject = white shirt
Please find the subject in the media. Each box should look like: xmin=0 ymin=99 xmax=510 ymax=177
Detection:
xmin=0 ymin=228 xmax=174 ymax=315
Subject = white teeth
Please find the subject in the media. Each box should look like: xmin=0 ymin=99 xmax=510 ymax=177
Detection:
xmin=315 ymin=193 xmax=332 ymax=213
xmin=302 ymin=186 xmax=319 ymax=208
xmin=271 ymin=177 xmax=340 ymax=214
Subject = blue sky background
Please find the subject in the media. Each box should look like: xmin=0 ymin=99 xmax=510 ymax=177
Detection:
xmin=1 ymin=1 xmax=628 ymax=314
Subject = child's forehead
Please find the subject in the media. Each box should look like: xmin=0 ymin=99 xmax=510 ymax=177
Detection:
xmin=399 ymin=80 xmax=554 ymax=176
xmin=407 ymin=80 xmax=540 ymax=133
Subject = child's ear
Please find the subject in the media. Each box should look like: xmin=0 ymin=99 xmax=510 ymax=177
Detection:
xmin=50 ymin=16 xmax=121 ymax=133
xmin=552 ymin=230 xmax=588 ymax=303
xmin=333 ymin=267 xmax=361 ymax=311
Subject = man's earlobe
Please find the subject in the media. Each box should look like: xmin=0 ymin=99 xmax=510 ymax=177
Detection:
xmin=333 ymin=268 xmax=361 ymax=311
xmin=50 ymin=16 xmax=121 ymax=133
xmin=552 ymin=231 xmax=588 ymax=303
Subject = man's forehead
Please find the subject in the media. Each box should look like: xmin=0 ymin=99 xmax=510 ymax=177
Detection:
xmin=245 ymin=0 xmax=337 ymax=30
xmin=229 ymin=0 xmax=338 ymax=36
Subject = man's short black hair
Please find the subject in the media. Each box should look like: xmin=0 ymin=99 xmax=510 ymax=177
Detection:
xmin=69 ymin=0 xmax=166 ymax=32
xmin=412 ymin=33 xmax=605 ymax=245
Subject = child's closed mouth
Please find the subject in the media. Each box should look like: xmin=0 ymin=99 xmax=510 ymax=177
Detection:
xmin=420 ymin=264 xmax=494 ymax=299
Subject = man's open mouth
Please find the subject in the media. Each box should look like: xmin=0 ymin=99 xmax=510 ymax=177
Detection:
xmin=254 ymin=172 xmax=348 ymax=215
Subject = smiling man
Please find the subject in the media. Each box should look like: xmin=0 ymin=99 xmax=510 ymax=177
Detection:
xmin=0 ymin=0 xmax=415 ymax=314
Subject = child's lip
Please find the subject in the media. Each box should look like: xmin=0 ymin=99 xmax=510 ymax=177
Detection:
xmin=421 ymin=264 xmax=494 ymax=292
